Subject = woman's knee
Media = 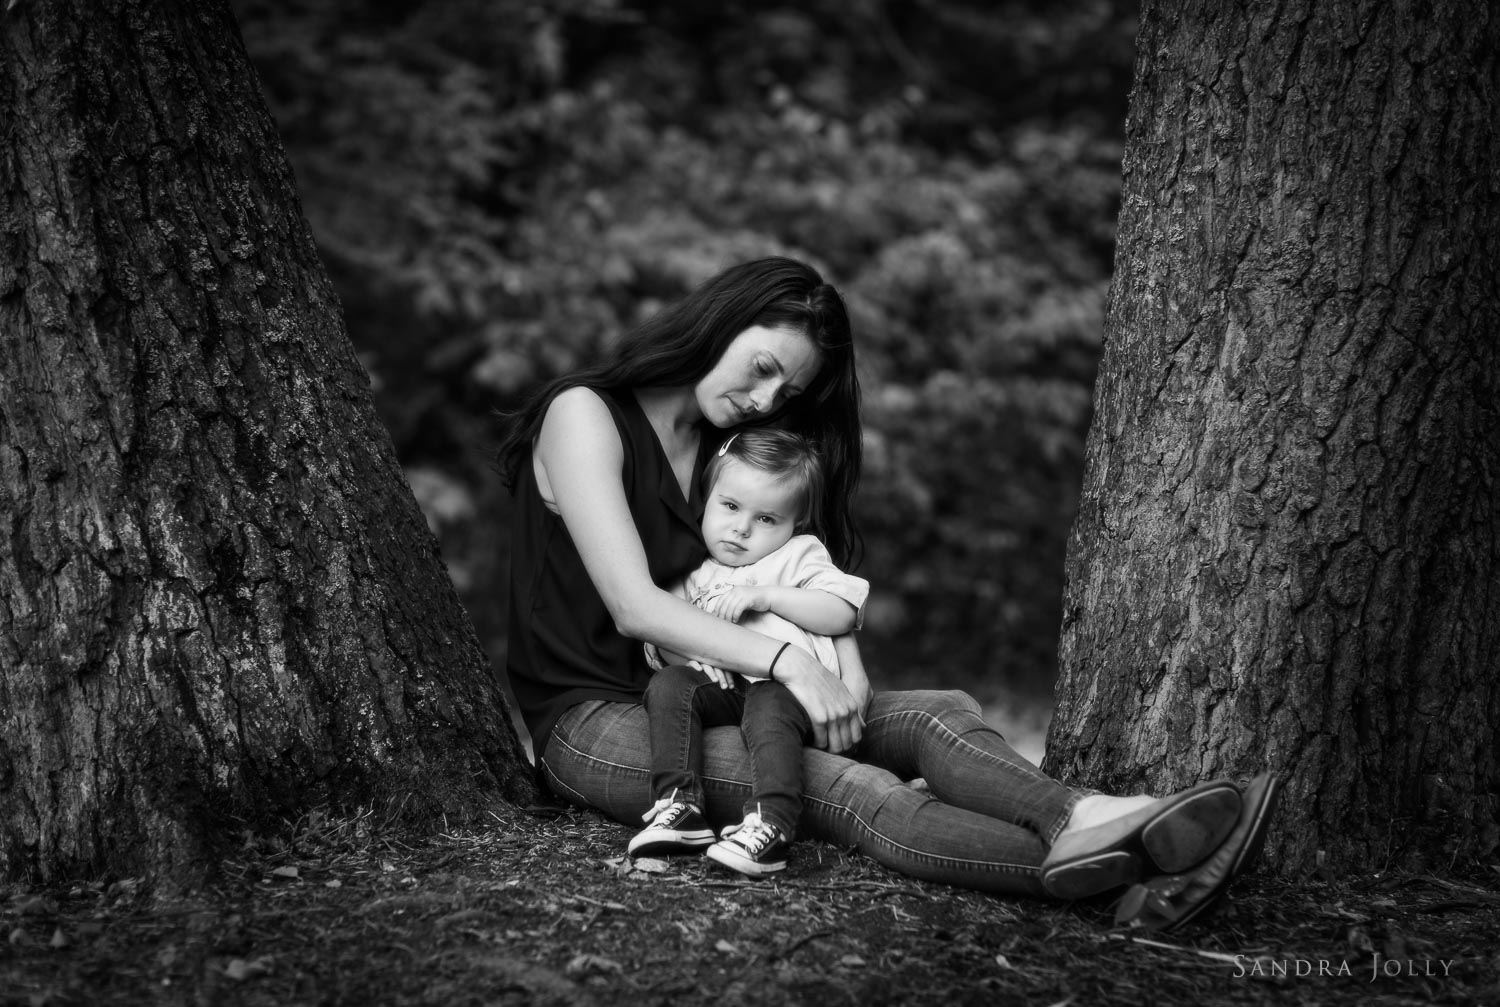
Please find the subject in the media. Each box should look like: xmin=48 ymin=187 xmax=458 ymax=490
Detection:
xmin=901 ymin=693 xmax=1005 ymax=751
xmin=925 ymin=689 xmax=983 ymax=717
xmin=870 ymin=688 xmax=984 ymax=725
xmin=932 ymin=693 xmax=988 ymax=734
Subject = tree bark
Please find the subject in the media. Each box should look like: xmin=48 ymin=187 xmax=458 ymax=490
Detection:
xmin=0 ymin=0 xmax=534 ymax=885
xmin=1045 ymin=0 xmax=1499 ymax=872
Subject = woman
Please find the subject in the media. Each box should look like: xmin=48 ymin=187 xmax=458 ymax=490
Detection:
xmin=497 ymin=257 xmax=1278 ymax=918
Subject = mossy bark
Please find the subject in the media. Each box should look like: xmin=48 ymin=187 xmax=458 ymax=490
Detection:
xmin=0 ymin=0 xmax=534 ymax=885
xmin=1046 ymin=0 xmax=1500 ymax=872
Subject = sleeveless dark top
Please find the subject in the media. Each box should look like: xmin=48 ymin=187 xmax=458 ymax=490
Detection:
xmin=506 ymin=387 xmax=709 ymax=760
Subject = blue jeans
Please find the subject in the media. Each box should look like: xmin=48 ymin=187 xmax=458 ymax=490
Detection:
xmin=644 ymin=665 xmax=811 ymax=841
xmin=541 ymin=689 xmax=1081 ymax=896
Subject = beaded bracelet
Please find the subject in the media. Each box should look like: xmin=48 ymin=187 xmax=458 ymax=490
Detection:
xmin=767 ymin=642 xmax=792 ymax=682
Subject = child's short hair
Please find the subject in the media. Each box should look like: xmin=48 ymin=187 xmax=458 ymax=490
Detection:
xmin=704 ymin=428 xmax=826 ymax=537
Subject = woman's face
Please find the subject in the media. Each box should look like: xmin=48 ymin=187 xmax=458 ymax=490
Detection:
xmin=694 ymin=324 xmax=822 ymax=428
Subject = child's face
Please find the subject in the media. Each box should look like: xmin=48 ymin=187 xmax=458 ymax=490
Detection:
xmin=701 ymin=458 xmax=800 ymax=567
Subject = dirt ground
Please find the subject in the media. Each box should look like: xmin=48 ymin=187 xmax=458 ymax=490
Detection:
xmin=3 ymin=801 xmax=1497 ymax=1006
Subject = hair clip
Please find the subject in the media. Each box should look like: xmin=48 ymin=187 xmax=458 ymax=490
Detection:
xmin=717 ymin=433 xmax=739 ymax=457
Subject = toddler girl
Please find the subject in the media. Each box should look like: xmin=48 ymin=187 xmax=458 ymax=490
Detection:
xmin=629 ymin=428 xmax=868 ymax=875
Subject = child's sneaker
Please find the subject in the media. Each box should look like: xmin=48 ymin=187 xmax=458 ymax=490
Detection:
xmin=628 ymin=795 xmax=715 ymax=857
xmin=705 ymin=811 xmax=789 ymax=876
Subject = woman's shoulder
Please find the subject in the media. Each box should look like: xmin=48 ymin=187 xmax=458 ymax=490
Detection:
xmin=543 ymin=385 xmax=631 ymax=431
xmin=530 ymin=387 xmax=642 ymax=508
xmin=535 ymin=385 xmax=637 ymax=464
xmin=548 ymin=383 xmax=610 ymax=412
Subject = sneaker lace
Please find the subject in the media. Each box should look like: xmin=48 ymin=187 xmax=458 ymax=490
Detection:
xmin=729 ymin=809 xmax=780 ymax=854
xmin=641 ymin=789 xmax=695 ymax=824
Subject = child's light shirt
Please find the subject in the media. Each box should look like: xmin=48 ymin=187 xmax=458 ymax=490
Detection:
xmin=646 ymin=535 xmax=868 ymax=679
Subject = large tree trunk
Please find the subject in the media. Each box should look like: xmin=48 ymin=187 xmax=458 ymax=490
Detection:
xmin=1045 ymin=0 xmax=1499 ymax=872
xmin=0 ymin=0 xmax=534 ymax=884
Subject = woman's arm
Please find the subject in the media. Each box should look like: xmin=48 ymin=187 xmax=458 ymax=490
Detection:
xmin=536 ymin=389 xmax=863 ymax=749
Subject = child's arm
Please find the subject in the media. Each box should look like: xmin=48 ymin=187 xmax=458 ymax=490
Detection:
xmin=705 ymin=585 xmax=858 ymax=635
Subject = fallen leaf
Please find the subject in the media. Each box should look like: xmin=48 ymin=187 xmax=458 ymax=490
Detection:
xmin=49 ymin=927 xmax=70 ymax=949
xmin=324 ymin=880 xmax=342 ymax=889
xmin=270 ymin=866 xmax=299 ymax=880
xmin=109 ymin=878 xmax=143 ymax=897
xmin=565 ymin=953 xmax=622 ymax=977
xmin=840 ymin=954 xmax=865 ymax=967
xmin=714 ymin=939 xmax=739 ymax=954
xmin=224 ymin=956 xmax=272 ymax=981
xmin=995 ymin=954 xmax=1014 ymax=969
xmin=631 ymin=857 xmax=670 ymax=874
xmin=601 ymin=857 xmax=634 ymax=879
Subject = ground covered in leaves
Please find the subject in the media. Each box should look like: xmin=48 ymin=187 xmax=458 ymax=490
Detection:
xmin=3 ymin=802 xmax=1497 ymax=1006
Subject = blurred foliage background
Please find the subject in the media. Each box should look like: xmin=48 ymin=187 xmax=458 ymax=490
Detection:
xmin=231 ymin=0 xmax=1140 ymax=761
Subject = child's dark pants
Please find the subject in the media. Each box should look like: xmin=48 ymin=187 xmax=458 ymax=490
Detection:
xmin=643 ymin=663 xmax=811 ymax=840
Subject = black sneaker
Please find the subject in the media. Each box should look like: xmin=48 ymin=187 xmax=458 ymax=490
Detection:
xmin=627 ymin=796 xmax=715 ymax=857
xmin=705 ymin=811 xmax=789 ymax=877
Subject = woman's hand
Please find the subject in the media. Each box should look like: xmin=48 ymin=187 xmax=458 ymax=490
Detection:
xmin=844 ymin=672 xmax=874 ymax=719
xmin=832 ymin=635 xmax=874 ymax=719
xmin=775 ymin=646 xmax=863 ymax=753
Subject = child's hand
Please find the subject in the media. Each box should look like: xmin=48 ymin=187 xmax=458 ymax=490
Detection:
xmin=704 ymin=586 xmax=770 ymax=623
xmin=688 ymin=660 xmax=735 ymax=689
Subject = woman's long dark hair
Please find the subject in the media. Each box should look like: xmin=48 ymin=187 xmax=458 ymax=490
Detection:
xmin=496 ymin=256 xmax=863 ymax=568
